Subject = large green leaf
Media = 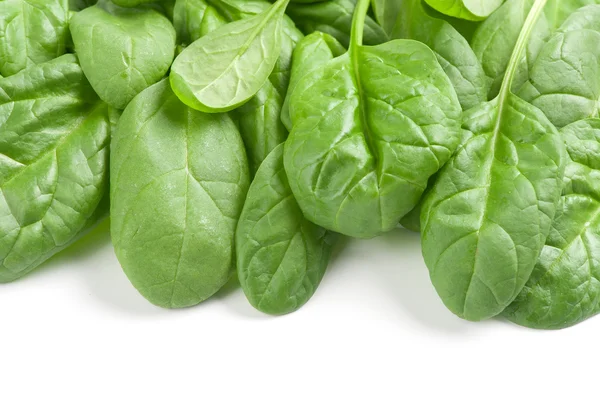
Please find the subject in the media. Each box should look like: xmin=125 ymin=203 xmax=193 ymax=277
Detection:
xmin=0 ymin=0 xmax=69 ymax=77
xmin=505 ymin=119 xmax=600 ymax=329
xmin=388 ymin=0 xmax=488 ymax=110
xmin=110 ymin=79 xmax=249 ymax=308
xmin=237 ymin=144 xmax=336 ymax=315
xmin=519 ymin=5 xmax=600 ymax=128
xmin=471 ymin=0 xmax=551 ymax=99
xmin=284 ymin=0 xmax=462 ymax=238
xmin=420 ymin=0 xmax=566 ymax=321
xmin=0 ymin=55 xmax=110 ymax=282
xmin=70 ymin=2 xmax=176 ymax=109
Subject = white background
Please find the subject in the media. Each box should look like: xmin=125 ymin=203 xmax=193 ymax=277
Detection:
xmin=1 ymin=220 xmax=596 ymax=398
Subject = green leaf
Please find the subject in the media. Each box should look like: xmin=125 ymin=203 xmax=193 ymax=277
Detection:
xmin=388 ymin=0 xmax=488 ymax=110
xmin=0 ymin=55 xmax=110 ymax=282
xmin=424 ymin=0 xmax=504 ymax=21
xmin=173 ymin=0 xmax=228 ymax=44
xmin=281 ymin=31 xmax=345 ymax=135
xmin=110 ymin=79 xmax=250 ymax=308
xmin=420 ymin=0 xmax=566 ymax=321
xmin=519 ymin=5 xmax=600 ymax=128
xmin=471 ymin=0 xmax=551 ymax=99
xmin=237 ymin=144 xmax=336 ymax=315
xmin=70 ymin=2 xmax=176 ymax=109
xmin=505 ymin=119 xmax=600 ymax=329
xmin=371 ymin=0 xmax=402 ymax=35
xmin=234 ymin=10 xmax=304 ymax=175
xmin=545 ymin=0 xmax=600 ymax=29
xmin=286 ymin=0 xmax=388 ymax=47
xmin=169 ymin=0 xmax=291 ymax=113
xmin=0 ymin=0 xmax=69 ymax=77
xmin=284 ymin=0 xmax=462 ymax=238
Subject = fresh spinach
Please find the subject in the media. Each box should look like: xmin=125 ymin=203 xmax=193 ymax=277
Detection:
xmin=281 ymin=31 xmax=346 ymax=133
xmin=519 ymin=5 xmax=600 ymax=128
xmin=424 ymin=0 xmax=504 ymax=21
xmin=0 ymin=55 xmax=110 ymax=282
xmin=110 ymin=79 xmax=249 ymax=308
xmin=284 ymin=0 xmax=462 ymax=238
xmin=420 ymin=0 xmax=566 ymax=321
xmin=471 ymin=0 xmax=551 ymax=99
xmin=386 ymin=0 xmax=488 ymax=110
xmin=173 ymin=0 xmax=227 ymax=44
xmin=0 ymin=0 xmax=70 ymax=77
xmin=70 ymin=1 xmax=176 ymax=109
xmin=170 ymin=0 xmax=291 ymax=113
xmin=237 ymin=144 xmax=336 ymax=314
xmin=504 ymin=119 xmax=600 ymax=329
xmin=545 ymin=0 xmax=600 ymax=28
xmin=285 ymin=0 xmax=388 ymax=47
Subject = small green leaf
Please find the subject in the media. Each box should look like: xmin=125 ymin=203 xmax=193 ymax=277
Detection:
xmin=424 ymin=0 xmax=504 ymax=21
xmin=237 ymin=144 xmax=336 ymax=315
xmin=169 ymin=0 xmax=291 ymax=113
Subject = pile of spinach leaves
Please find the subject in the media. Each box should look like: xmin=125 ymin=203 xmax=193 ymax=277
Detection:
xmin=3 ymin=0 xmax=600 ymax=329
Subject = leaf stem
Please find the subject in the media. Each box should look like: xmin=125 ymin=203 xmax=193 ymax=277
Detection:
xmin=499 ymin=0 xmax=547 ymax=96
xmin=350 ymin=0 xmax=371 ymax=51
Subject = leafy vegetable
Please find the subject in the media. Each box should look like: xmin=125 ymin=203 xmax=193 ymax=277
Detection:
xmin=110 ymin=79 xmax=249 ymax=308
xmin=371 ymin=0 xmax=401 ymax=36
xmin=545 ymin=0 xmax=600 ymax=28
xmin=284 ymin=0 xmax=462 ymax=238
xmin=0 ymin=55 xmax=110 ymax=282
xmin=173 ymin=0 xmax=227 ymax=44
xmin=281 ymin=31 xmax=346 ymax=133
xmin=0 ymin=0 xmax=69 ymax=77
xmin=169 ymin=0 xmax=291 ymax=113
xmin=504 ymin=119 xmax=600 ymax=329
xmin=286 ymin=0 xmax=388 ymax=47
xmin=70 ymin=1 xmax=176 ymax=109
xmin=237 ymin=144 xmax=336 ymax=314
xmin=519 ymin=5 xmax=600 ymax=128
xmin=387 ymin=0 xmax=488 ymax=110
xmin=471 ymin=0 xmax=551 ymax=99
xmin=424 ymin=0 xmax=504 ymax=21
xmin=420 ymin=0 xmax=566 ymax=321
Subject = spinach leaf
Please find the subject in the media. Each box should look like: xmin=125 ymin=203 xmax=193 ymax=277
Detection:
xmin=237 ymin=144 xmax=336 ymax=314
xmin=70 ymin=2 xmax=176 ymax=110
xmin=174 ymin=0 xmax=303 ymax=174
xmin=234 ymin=7 xmax=303 ymax=174
xmin=371 ymin=0 xmax=401 ymax=36
xmin=519 ymin=5 xmax=600 ymax=128
xmin=504 ymin=119 xmax=600 ymax=329
xmin=0 ymin=55 xmax=110 ymax=282
xmin=170 ymin=0 xmax=291 ymax=113
xmin=471 ymin=0 xmax=551 ymax=99
xmin=173 ymin=0 xmax=227 ymax=44
xmin=284 ymin=0 xmax=462 ymax=238
xmin=545 ymin=0 xmax=600 ymax=28
xmin=424 ymin=0 xmax=504 ymax=21
xmin=110 ymin=79 xmax=249 ymax=308
xmin=281 ymin=31 xmax=346 ymax=132
xmin=0 ymin=0 xmax=69 ymax=77
xmin=69 ymin=0 xmax=97 ymax=10
xmin=387 ymin=0 xmax=488 ymax=110
xmin=420 ymin=0 xmax=566 ymax=321
xmin=285 ymin=0 xmax=388 ymax=47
